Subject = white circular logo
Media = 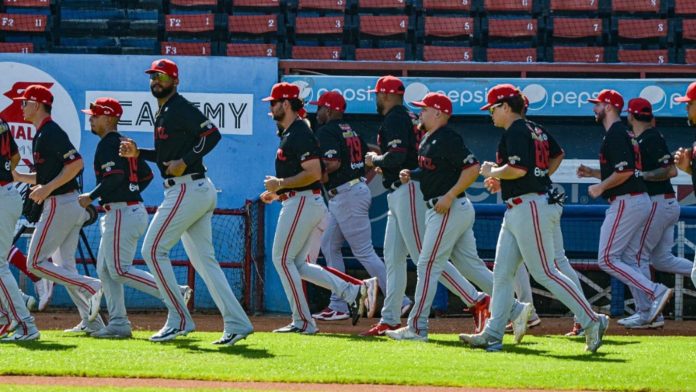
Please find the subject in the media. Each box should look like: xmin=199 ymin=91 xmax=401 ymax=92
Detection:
xmin=292 ymin=80 xmax=313 ymax=103
xmin=639 ymin=85 xmax=666 ymax=113
xmin=404 ymin=82 xmax=430 ymax=110
xmin=521 ymin=84 xmax=548 ymax=111
xmin=0 ymin=62 xmax=80 ymax=171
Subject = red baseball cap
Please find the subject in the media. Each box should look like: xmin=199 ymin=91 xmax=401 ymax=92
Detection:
xmin=368 ymin=75 xmax=405 ymax=94
xmin=145 ymin=58 xmax=179 ymax=78
xmin=309 ymin=91 xmax=346 ymax=112
xmin=674 ymin=81 xmax=696 ymax=103
xmin=262 ymin=82 xmax=300 ymax=101
xmin=411 ymin=92 xmax=452 ymax=115
xmin=13 ymin=84 xmax=53 ymax=106
xmin=82 ymin=97 xmax=123 ymax=118
xmin=480 ymin=84 xmax=521 ymax=111
xmin=587 ymin=89 xmax=624 ymax=110
xmin=625 ymin=98 xmax=652 ymax=116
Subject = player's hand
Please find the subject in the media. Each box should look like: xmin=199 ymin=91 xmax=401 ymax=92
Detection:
xmin=399 ymin=169 xmax=410 ymax=184
xmin=260 ymin=191 xmax=279 ymax=204
xmin=29 ymin=184 xmax=52 ymax=204
xmin=364 ymin=152 xmax=377 ymax=167
xmin=164 ymin=159 xmax=187 ymax=177
xmin=78 ymin=193 xmax=93 ymax=208
xmin=674 ymin=147 xmax=692 ymax=173
xmin=484 ymin=177 xmax=501 ymax=194
xmin=588 ymin=184 xmax=603 ymax=199
xmin=479 ymin=161 xmax=496 ymax=178
xmin=576 ymin=164 xmax=594 ymax=178
xmin=264 ymin=175 xmax=283 ymax=192
xmin=119 ymin=138 xmax=139 ymax=158
xmin=434 ymin=193 xmax=454 ymax=214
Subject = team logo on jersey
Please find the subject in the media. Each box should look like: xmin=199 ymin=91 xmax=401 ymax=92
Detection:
xmin=615 ymin=161 xmax=628 ymax=171
xmin=463 ymin=153 xmax=475 ymax=164
xmin=300 ymin=152 xmax=311 ymax=161
xmin=658 ymin=154 xmax=671 ymax=165
xmin=324 ymin=149 xmax=337 ymax=158
xmin=508 ymin=155 xmax=521 ymax=165
xmin=101 ymin=161 xmax=115 ymax=169
xmin=155 ymin=126 xmax=168 ymax=140
xmin=63 ymin=149 xmax=77 ymax=160
xmin=129 ymin=183 xmax=139 ymax=192
xmin=276 ymin=148 xmax=286 ymax=161
xmin=4 ymin=161 xmax=9 ymax=171
xmin=418 ymin=156 xmax=435 ymax=170
xmin=388 ymin=138 xmax=401 ymax=148
xmin=0 ymin=63 xmax=81 ymax=171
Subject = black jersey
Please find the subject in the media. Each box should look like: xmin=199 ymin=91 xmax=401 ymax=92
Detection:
xmin=0 ymin=120 xmax=18 ymax=183
xmin=497 ymin=118 xmax=552 ymax=200
xmin=151 ymin=93 xmax=219 ymax=178
xmin=599 ymin=122 xmax=647 ymax=199
xmin=316 ymin=119 xmax=367 ymax=190
xmin=525 ymin=119 xmax=564 ymax=188
xmin=373 ymin=105 xmax=423 ymax=188
xmin=416 ymin=125 xmax=478 ymax=201
xmin=90 ymin=132 xmax=153 ymax=205
xmin=635 ymin=128 xmax=675 ymax=196
xmin=32 ymin=117 xmax=81 ymax=196
xmin=275 ymin=119 xmax=322 ymax=194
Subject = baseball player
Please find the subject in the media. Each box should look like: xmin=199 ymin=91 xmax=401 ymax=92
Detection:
xmin=119 ymin=59 xmax=252 ymax=345
xmin=383 ymin=93 xmax=491 ymax=341
xmin=306 ymin=91 xmax=384 ymax=321
xmin=616 ymin=98 xmax=693 ymax=329
xmin=362 ymin=76 xmax=491 ymax=337
xmin=0 ymin=118 xmax=40 ymax=341
xmin=673 ymin=81 xmax=696 ymax=289
xmin=577 ymin=89 xmax=672 ymax=325
xmin=12 ymin=85 xmax=104 ymax=334
xmin=460 ymin=84 xmax=607 ymax=353
xmin=79 ymin=97 xmax=192 ymax=338
xmin=260 ymin=82 xmax=370 ymax=334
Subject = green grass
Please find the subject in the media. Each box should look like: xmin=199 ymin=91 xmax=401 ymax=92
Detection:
xmin=1 ymin=331 xmax=694 ymax=391
xmin=0 ymin=387 xmax=261 ymax=392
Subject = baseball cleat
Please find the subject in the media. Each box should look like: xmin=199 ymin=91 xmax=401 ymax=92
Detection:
xmin=0 ymin=323 xmax=13 ymax=339
xmin=585 ymin=314 xmax=610 ymax=353
xmin=384 ymin=326 xmax=428 ymax=342
xmin=149 ymin=326 xmax=192 ymax=342
xmin=181 ymin=285 xmax=193 ymax=307
xmin=212 ymin=331 xmax=252 ymax=345
xmin=1 ymin=330 xmax=40 ymax=342
xmin=35 ymin=279 xmax=54 ymax=311
xmin=91 ymin=324 xmax=133 ymax=339
xmin=362 ymin=277 xmax=378 ymax=318
xmin=348 ymin=283 xmax=367 ymax=326
xmin=468 ymin=294 xmax=491 ymax=334
xmin=63 ymin=322 xmax=98 ymax=334
xmin=505 ymin=316 xmax=541 ymax=333
xmin=459 ymin=332 xmax=503 ymax=352
xmin=87 ymin=288 xmax=103 ymax=322
xmin=22 ymin=293 xmax=37 ymax=311
xmin=624 ymin=314 xmax=665 ymax=329
xmin=512 ymin=302 xmax=534 ymax=344
xmin=359 ymin=323 xmax=401 ymax=337
xmin=312 ymin=308 xmax=349 ymax=321
xmin=272 ymin=324 xmax=317 ymax=334
xmin=647 ymin=287 xmax=673 ymax=324
xmin=617 ymin=313 xmax=641 ymax=326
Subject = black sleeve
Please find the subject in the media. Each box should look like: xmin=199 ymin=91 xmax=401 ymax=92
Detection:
xmin=606 ymin=130 xmax=636 ymax=173
xmin=139 ymin=148 xmax=157 ymax=162
xmin=317 ymin=127 xmax=342 ymax=163
xmin=504 ymin=128 xmax=533 ymax=171
xmin=89 ymin=141 xmax=127 ymax=200
xmin=180 ymin=106 xmax=221 ymax=166
xmin=643 ymin=133 xmax=673 ymax=168
xmin=372 ymin=113 xmax=410 ymax=168
xmin=446 ymin=133 xmax=479 ymax=169
xmin=137 ymin=157 xmax=154 ymax=191
xmin=47 ymin=129 xmax=82 ymax=165
xmin=290 ymin=130 xmax=321 ymax=163
xmin=546 ymin=131 xmax=563 ymax=158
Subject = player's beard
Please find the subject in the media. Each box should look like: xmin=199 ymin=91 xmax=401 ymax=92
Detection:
xmin=376 ymin=100 xmax=384 ymax=115
xmin=417 ymin=121 xmax=427 ymax=132
xmin=594 ymin=110 xmax=605 ymax=124
xmin=151 ymin=83 xmax=174 ymax=99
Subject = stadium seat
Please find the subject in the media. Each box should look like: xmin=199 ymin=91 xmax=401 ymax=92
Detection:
xmin=355 ymin=46 xmax=407 ymax=61
xmin=294 ymin=15 xmax=345 ymax=36
xmin=483 ymin=17 xmax=539 ymax=47
xmin=674 ymin=0 xmax=696 ymax=15
xmin=617 ymin=48 xmax=669 ymax=63
xmin=356 ymin=0 xmax=408 ymax=12
xmin=358 ymin=14 xmax=409 ymax=37
xmin=685 ymin=48 xmax=696 ymax=63
xmin=227 ymin=42 xmax=277 ymax=57
xmin=170 ymin=0 xmax=218 ymax=11
xmin=421 ymin=0 xmax=473 ymax=13
xmin=549 ymin=17 xmax=605 ymax=46
xmin=291 ymin=45 xmax=343 ymax=59
xmin=612 ymin=0 xmax=665 ymax=15
xmin=228 ymin=14 xmax=279 ymax=35
xmin=0 ymin=13 xmax=48 ymax=32
xmin=164 ymin=13 xmax=215 ymax=34
xmin=482 ymin=0 xmax=535 ymax=14
xmin=548 ymin=0 xmax=601 ymax=14
xmin=615 ymin=18 xmax=668 ymax=44
xmin=486 ymin=47 xmax=538 ymax=62
xmin=423 ymin=16 xmax=475 ymax=40
xmin=230 ymin=0 xmax=281 ymax=11
xmin=0 ymin=41 xmax=33 ymax=53
xmin=2 ymin=0 xmax=51 ymax=16
xmin=683 ymin=19 xmax=696 ymax=42
xmin=552 ymin=46 xmax=605 ymax=63
xmin=422 ymin=45 xmax=474 ymax=62
xmin=161 ymin=40 xmax=212 ymax=56
xmin=297 ymin=0 xmax=346 ymax=13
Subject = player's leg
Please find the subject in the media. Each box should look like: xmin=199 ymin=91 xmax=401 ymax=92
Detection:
xmin=451 ymin=225 xmax=493 ymax=294
xmin=650 ymin=200 xmax=693 ymax=276
xmin=319 ymin=209 xmax=351 ymax=316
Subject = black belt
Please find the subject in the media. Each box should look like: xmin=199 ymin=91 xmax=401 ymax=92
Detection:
xmin=164 ymin=173 xmax=205 ymax=188
xmin=327 ymin=178 xmax=364 ymax=197
xmin=425 ymin=193 xmax=466 ymax=209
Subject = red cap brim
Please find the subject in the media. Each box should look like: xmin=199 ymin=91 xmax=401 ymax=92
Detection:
xmin=674 ymin=96 xmax=692 ymax=103
xmin=261 ymin=96 xmax=275 ymax=102
xmin=367 ymin=88 xmax=377 ymax=93
xmin=587 ymin=98 xmax=601 ymax=104
xmin=480 ymin=103 xmax=493 ymax=111
xmin=12 ymin=97 xmax=28 ymax=101
xmin=81 ymin=109 xmax=95 ymax=115
xmin=410 ymin=101 xmax=427 ymax=108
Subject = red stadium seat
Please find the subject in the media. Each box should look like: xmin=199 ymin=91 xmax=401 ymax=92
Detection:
xmin=612 ymin=0 xmax=660 ymax=13
xmin=161 ymin=41 xmax=212 ymax=56
xmin=483 ymin=0 xmax=533 ymax=13
xmin=549 ymin=0 xmax=599 ymax=12
xmin=165 ymin=14 xmax=215 ymax=33
xmin=170 ymin=0 xmax=217 ymax=7
xmin=359 ymin=15 xmax=408 ymax=36
xmin=357 ymin=0 xmax=407 ymax=10
xmin=685 ymin=48 xmax=696 ymax=64
xmin=424 ymin=16 xmax=474 ymax=38
xmin=553 ymin=46 xmax=604 ymax=62
xmin=423 ymin=45 xmax=473 ymax=62
xmin=0 ymin=42 xmax=33 ymax=53
xmin=552 ymin=17 xmax=602 ymax=39
xmin=683 ymin=19 xmax=696 ymax=41
xmin=2 ymin=0 xmax=49 ymax=7
xmin=295 ymin=16 xmax=345 ymax=35
xmin=291 ymin=45 xmax=342 ymax=59
xmin=355 ymin=47 xmax=405 ymax=61
xmin=617 ymin=19 xmax=667 ymax=39
xmin=488 ymin=18 xmax=537 ymax=38
xmin=298 ymin=0 xmax=346 ymax=12
xmin=675 ymin=0 xmax=696 ymax=15
xmin=0 ymin=13 xmax=47 ymax=32
xmin=487 ymin=48 xmax=537 ymax=62
xmin=422 ymin=0 xmax=472 ymax=12
xmin=231 ymin=0 xmax=280 ymax=8
xmin=227 ymin=43 xmax=277 ymax=57
xmin=228 ymin=15 xmax=277 ymax=35
xmin=617 ymin=49 xmax=668 ymax=63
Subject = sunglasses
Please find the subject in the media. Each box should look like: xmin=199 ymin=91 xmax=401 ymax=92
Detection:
xmin=149 ymin=73 xmax=173 ymax=83
xmin=270 ymin=99 xmax=284 ymax=107
xmin=488 ymin=103 xmax=502 ymax=115
xmin=21 ymin=100 xmax=35 ymax=108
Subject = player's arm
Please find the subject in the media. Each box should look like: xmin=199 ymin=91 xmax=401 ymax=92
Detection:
xmin=674 ymin=147 xmax=692 ymax=174
xmin=547 ymin=131 xmax=564 ymax=176
xmin=317 ymin=128 xmax=341 ymax=175
xmin=367 ymin=116 xmax=408 ymax=168
xmin=7 ymin=133 xmax=34 ymax=183
xmin=265 ymin=133 xmax=322 ymax=192
xmin=181 ymin=120 xmax=221 ymax=167
xmin=549 ymin=151 xmax=564 ymax=176
xmin=30 ymin=131 xmax=83 ymax=204
xmin=576 ymin=164 xmax=601 ymax=179
xmin=481 ymin=128 xmax=531 ymax=180
xmin=137 ymin=157 xmax=155 ymax=191
xmin=642 ymin=165 xmax=677 ymax=181
xmin=119 ymin=138 xmax=157 ymax=162
xmin=641 ymin=138 xmax=677 ymax=181
xmin=275 ymin=158 xmax=322 ymax=189
xmin=85 ymin=147 xmax=127 ymax=203
xmin=588 ymin=133 xmax=635 ymax=197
